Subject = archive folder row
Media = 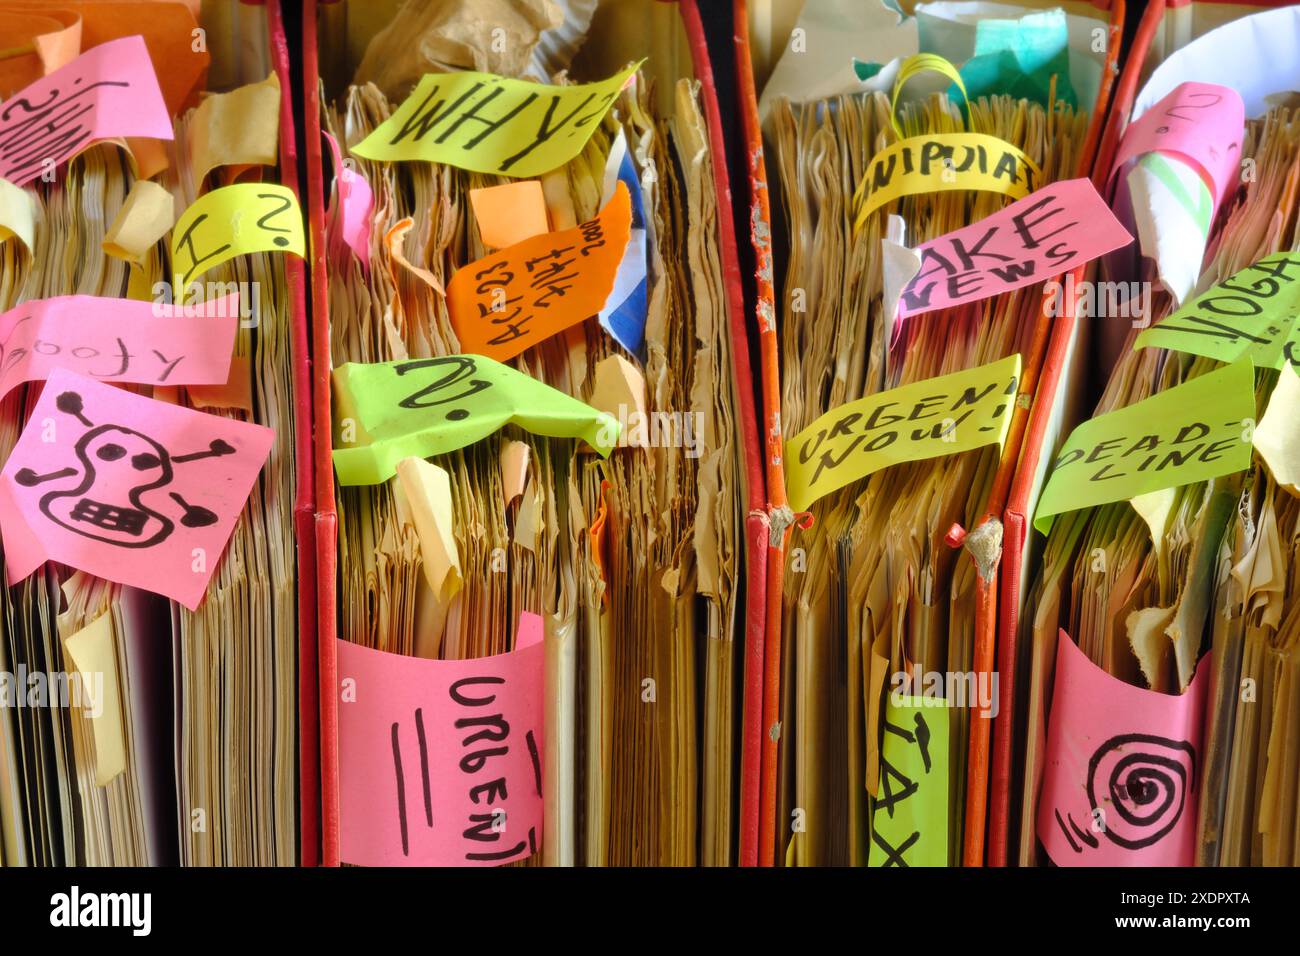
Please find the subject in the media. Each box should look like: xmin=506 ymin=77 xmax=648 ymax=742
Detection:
xmin=0 ymin=0 xmax=1297 ymax=869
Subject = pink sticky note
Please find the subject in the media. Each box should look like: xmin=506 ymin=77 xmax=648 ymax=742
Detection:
xmin=324 ymin=132 xmax=374 ymax=270
xmin=1037 ymin=631 xmax=1209 ymax=867
xmin=0 ymin=36 xmax=174 ymax=186
xmin=896 ymin=178 xmax=1133 ymax=320
xmin=0 ymin=368 xmax=273 ymax=609
xmin=1111 ymin=82 xmax=1245 ymax=209
xmin=337 ymin=612 xmax=545 ymax=867
xmin=0 ymin=293 xmax=240 ymax=402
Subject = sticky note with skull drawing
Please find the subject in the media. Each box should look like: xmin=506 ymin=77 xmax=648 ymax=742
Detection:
xmin=0 ymin=369 xmax=274 ymax=609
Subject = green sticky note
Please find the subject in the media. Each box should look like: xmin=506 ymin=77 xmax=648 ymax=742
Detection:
xmin=869 ymin=696 xmax=949 ymax=867
xmin=1033 ymin=359 xmax=1256 ymax=534
xmin=954 ymin=10 xmax=1077 ymax=108
xmin=1136 ymin=252 xmax=1300 ymax=368
xmin=332 ymin=355 xmax=619 ymax=486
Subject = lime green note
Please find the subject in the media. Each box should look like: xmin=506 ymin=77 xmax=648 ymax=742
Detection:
xmin=1033 ymin=359 xmax=1256 ymax=534
xmin=1136 ymin=252 xmax=1300 ymax=367
xmin=332 ymin=355 xmax=619 ymax=486
xmin=784 ymin=353 xmax=1020 ymax=513
xmin=869 ymin=696 xmax=950 ymax=867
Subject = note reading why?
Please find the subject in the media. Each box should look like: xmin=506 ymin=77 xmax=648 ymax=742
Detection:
xmin=171 ymin=183 xmax=306 ymax=297
xmin=351 ymin=62 xmax=640 ymax=177
xmin=447 ymin=182 xmax=631 ymax=361
xmin=0 ymin=369 xmax=274 ymax=609
xmin=1033 ymin=359 xmax=1256 ymax=533
xmin=1111 ymin=82 xmax=1244 ymax=209
xmin=332 ymin=354 xmax=620 ymax=486
xmin=1135 ymin=252 xmax=1300 ymax=368
xmin=337 ymin=611 xmax=545 ymax=866
xmin=896 ymin=179 xmax=1133 ymax=319
xmin=869 ymin=696 xmax=949 ymax=867
xmin=785 ymin=353 xmax=1020 ymax=513
xmin=1038 ymin=632 xmax=1208 ymax=867
xmin=0 ymin=35 xmax=174 ymax=185
xmin=854 ymin=133 xmax=1041 ymax=230
xmin=0 ymin=293 xmax=240 ymax=401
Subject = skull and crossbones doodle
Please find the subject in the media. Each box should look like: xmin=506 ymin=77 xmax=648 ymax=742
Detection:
xmin=14 ymin=389 xmax=235 ymax=548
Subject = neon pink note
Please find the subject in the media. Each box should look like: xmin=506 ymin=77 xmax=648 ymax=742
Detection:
xmin=324 ymin=131 xmax=374 ymax=270
xmin=896 ymin=178 xmax=1133 ymax=320
xmin=1111 ymin=82 xmax=1244 ymax=209
xmin=0 ymin=293 xmax=240 ymax=401
xmin=0 ymin=368 xmax=273 ymax=609
xmin=337 ymin=612 xmax=545 ymax=867
xmin=0 ymin=35 xmax=174 ymax=185
xmin=1037 ymin=631 xmax=1209 ymax=867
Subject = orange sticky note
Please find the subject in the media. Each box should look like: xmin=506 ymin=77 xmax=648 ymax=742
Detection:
xmin=448 ymin=182 xmax=631 ymax=361
xmin=469 ymin=181 xmax=550 ymax=250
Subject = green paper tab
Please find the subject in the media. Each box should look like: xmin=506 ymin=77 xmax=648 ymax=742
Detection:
xmin=332 ymin=355 xmax=619 ymax=486
xmin=869 ymin=696 xmax=950 ymax=867
xmin=1136 ymin=252 xmax=1300 ymax=367
xmin=1034 ymin=359 xmax=1256 ymax=534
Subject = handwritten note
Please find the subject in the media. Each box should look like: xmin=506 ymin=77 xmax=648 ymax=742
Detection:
xmin=1037 ymin=632 xmax=1208 ymax=866
xmin=1112 ymin=82 xmax=1244 ymax=209
xmin=784 ymin=353 xmax=1020 ymax=512
xmin=0 ymin=294 xmax=239 ymax=401
xmin=896 ymin=179 xmax=1133 ymax=319
xmin=332 ymin=354 xmax=619 ymax=486
xmin=324 ymin=132 xmax=374 ymax=269
xmin=854 ymin=133 xmax=1041 ymax=230
xmin=0 ymin=369 xmax=273 ymax=609
xmin=337 ymin=611 xmax=545 ymax=867
xmin=351 ymin=62 xmax=640 ymax=177
xmin=1135 ymin=253 xmax=1300 ymax=368
xmin=869 ymin=696 xmax=949 ymax=867
xmin=0 ymin=36 xmax=173 ymax=186
xmin=447 ymin=183 xmax=630 ymax=361
xmin=1033 ymin=360 xmax=1256 ymax=533
xmin=171 ymin=184 xmax=305 ymax=296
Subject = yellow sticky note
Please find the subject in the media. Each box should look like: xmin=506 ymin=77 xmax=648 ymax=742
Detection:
xmin=332 ymin=354 xmax=620 ymax=486
xmin=854 ymin=133 xmax=1041 ymax=231
xmin=869 ymin=696 xmax=950 ymax=867
xmin=1034 ymin=359 xmax=1256 ymax=534
xmin=0 ymin=176 xmax=35 ymax=252
xmin=469 ymin=181 xmax=550 ymax=249
xmin=103 ymin=180 xmax=175 ymax=266
xmin=784 ymin=353 xmax=1021 ymax=512
xmin=62 ymin=613 xmax=126 ymax=787
xmin=351 ymin=62 xmax=641 ymax=177
xmin=171 ymin=183 xmax=305 ymax=297
xmin=188 ymin=73 xmax=282 ymax=186
xmin=396 ymin=457 xmax=463 ymax=604
xmin=1135 ymin=252 xmax=1300 ymax=368
xmin=1256 ymin=361 xmax=1300 ymax=495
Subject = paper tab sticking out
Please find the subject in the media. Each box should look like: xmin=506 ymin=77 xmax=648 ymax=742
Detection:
xmin=62 ymin=613 xmax=126 ymax=786
xmin=1256 ymin=362 xmax=1300 ymax=495
xmin=0 ymin=177 xmax=35 ymax=252
xmin=881 ymin=214 xmax=920 ymax=341
xmin=784 ymin=353 xmax=1021 ymax=512
xmin=1037 ymin=632 xmax=1207 ymax=867
xmin=0 ymin=369 xmax=274 ymax=609
xmin=323 ymin=132 xmax=375 ymax=270
xmin=0 ymin=35 xmax=174 ymax=185
xmin=103 ymin=180 xmax=175 ymax=266
xmin=469 ymin=181 xmax=550 ymax=250
xmin=869 ymin=695 xmax=950 ymax=867
xmin=332 ymin=355 xmax=619 ymax=486
xmin=337 ymin=612 xmax=545 ymax=866
xmin=596 ymin=129 xmax=650 ymax=357
xmin=896 ymin=179 xmax=1133 ymax=320
xmin=352 ymin=62 xmax=640 ymax=177
xmin=171 ymin=184 xmax=305 ymax=295
xmin=447 ymin=183 xmax=631 ymax=361
xmin=1126 ymin=153 xmax=1212 ymax=306
xmin=0 ymin=293 xmax=240 ymax=401
xmin=396 ymin=457 xmax=462 ymax=605
xmin=1135 ymin=252 xmax=1300 ymax=368
xmin=188 ymin=73 xmax=282 ymax=186
xmin=1034 ymin=360 xmax=1256 ymax=534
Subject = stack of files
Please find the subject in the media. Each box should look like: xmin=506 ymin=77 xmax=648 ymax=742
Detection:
xmin=738 ymin=0 xmax=1127 ymax=866
xmin=1009 ymin=0 xmax=1300 ymax=867
xmin=303 ymin=0 xmax=767 ymax=867
xmin=0 ymin=0 xmax=312 ymax=867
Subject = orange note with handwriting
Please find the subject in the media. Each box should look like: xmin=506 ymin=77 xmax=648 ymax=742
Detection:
xmin=446 ymin=182 xmax=630 ymax=361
